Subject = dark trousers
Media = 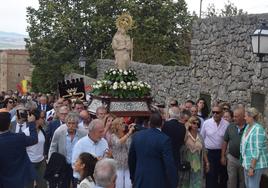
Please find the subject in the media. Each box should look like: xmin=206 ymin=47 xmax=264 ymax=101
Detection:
xmin=206 ymin=149 xmax=228 ymax=188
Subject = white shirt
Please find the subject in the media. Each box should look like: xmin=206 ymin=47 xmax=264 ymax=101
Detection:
xmin=72 ymin=136 xmax=108 ymax=178
xmin=24 ymin=128 xmax=45 ymax=163
xmin=78 ymin=122 xmax=90 ymax=132
xmin=72 ymin=136 xmax=108 ymax=164
xmin=15 ymin=122 xmax=27 ymax=133
xmin=200 ymin=118 xmax=229 ymax=150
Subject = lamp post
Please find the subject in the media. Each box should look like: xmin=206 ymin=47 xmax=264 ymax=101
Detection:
xmin=199 ymin=0 xmax=203 ymax=18
xmin=79 ymin=55 xmax=86 ymax=76
xmin=250 ymin=22 xmax=268 ymax=62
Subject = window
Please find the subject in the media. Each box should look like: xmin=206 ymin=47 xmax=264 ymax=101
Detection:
xmin=251 ymin=93 xmax=265 ymax=114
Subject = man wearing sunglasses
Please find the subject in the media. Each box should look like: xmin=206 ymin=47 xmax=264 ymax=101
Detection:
xmin=200 ymin=104 xmax=229 ymax=188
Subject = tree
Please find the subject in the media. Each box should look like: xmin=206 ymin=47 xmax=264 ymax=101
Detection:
xmin=26 ymin=0 xmax=193 ymax=92
xmin=204 ymin=1 xmax=246 ymax=18
xmin=128 ymin=0 xmax=193 ymax=65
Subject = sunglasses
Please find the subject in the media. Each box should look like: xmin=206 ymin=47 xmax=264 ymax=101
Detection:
xmin=212 ymin=111 xmax=221 ymax=115
xmin=8 ymin=101 xmax=14 ymax=104
xmin=191 ymin=121 xmax=199 ymax=125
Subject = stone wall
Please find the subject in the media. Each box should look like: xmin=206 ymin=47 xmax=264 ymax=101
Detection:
xmin=96 ymin=13 xmax=268 ymax=119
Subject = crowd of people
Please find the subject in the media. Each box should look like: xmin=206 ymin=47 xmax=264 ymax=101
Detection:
xmin=0 ymin=90 xmax=268 ymax=188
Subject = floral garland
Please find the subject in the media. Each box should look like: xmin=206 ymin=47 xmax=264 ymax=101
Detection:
xmin=91 ymin=68 xmax=151 ymax=98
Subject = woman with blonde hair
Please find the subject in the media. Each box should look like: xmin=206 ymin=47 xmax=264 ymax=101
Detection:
xmin=240 ymin=107 xmax=268 ymax=188
xmin=110 ymin=117 xmax=135 ymax=188
xmin=181 ymin=116 xmax=209 ymax=188
xmin=103 ymin=113 xmax=116 ymax=146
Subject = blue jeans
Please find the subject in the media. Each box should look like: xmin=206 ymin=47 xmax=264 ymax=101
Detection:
xmin=244 ymin=168 xmax=265 ymax=188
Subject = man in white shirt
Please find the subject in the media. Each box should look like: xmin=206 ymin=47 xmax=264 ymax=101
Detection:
xmin=72 ymin=119 xmax=109 ymax=182
xmin=200 ymin=104 xmax=229 ymax=188
xmin=72 ymin=119 xmax=109 ymax=164
xmin=10 ymin=106 xmax=29 ymax=133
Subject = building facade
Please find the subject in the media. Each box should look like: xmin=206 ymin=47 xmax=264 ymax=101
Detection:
xmin=0 ymin=50 xmax=33 ymax=91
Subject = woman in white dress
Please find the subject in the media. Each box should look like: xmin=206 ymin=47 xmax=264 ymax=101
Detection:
xmin=74 ymin=152 xmax=98 ymax=188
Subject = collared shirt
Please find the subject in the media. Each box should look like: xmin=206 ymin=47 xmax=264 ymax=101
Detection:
xmin=78 ymin=122 xmax=90 ymax=132
xmin=72 ymin=136 xmax=108 ymax=179
xmin=66 ymin=131 xmax=79 ymax=164
xmin=72 ymin=136 xmax=108 ymax=165
xmin=200 ymin=117 xmax=229 ymax=150
xmin=15 ymin=122 xmax=27 ymax=133
xmin=224 ymin=123 xmax=246 ymax=159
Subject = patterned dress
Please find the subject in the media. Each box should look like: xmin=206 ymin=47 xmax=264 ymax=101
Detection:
xmin=181 ymin=132 xmax=206 ymax=188
xmin=110 ymin=134 xmax=132 ymax=188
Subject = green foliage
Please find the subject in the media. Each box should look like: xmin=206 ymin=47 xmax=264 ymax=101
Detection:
xmin=26 ymin=0 xmax=193 ymax=92
xmin=204 ymin=1 xmax=246 ymax=18
xmin=91 ymin=68 xmax=151 ymax=98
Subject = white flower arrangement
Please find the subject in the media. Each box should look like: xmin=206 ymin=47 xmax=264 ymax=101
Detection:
xmin=91 ymin=68 xmax=151 ymax=98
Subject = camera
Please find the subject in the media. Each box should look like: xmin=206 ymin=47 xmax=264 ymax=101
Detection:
xmin=16 ymin=109 xmax=29 ymax=120
xmin=124 ymin=124 xmax=141 ymax=134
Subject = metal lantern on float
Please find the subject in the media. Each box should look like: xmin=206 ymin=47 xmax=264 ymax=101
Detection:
xmin=250 ymin=22 xmax=268 ymax=62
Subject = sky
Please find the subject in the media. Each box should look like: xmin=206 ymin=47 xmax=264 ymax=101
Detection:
xmin=0 ymin=0 xmax=268 ymax=35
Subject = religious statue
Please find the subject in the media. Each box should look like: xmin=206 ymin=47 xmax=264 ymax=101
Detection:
xmin=112 ymin=13 xmax=133 ymax=70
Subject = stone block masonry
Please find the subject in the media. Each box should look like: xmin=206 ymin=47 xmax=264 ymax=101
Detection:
xmin=97 ymin=13 xmax=268 ymax=122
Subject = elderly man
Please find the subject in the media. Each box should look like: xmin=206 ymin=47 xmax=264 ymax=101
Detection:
xmin=162 ymin=106 xmax=186 ymax=171
xmin=72 ymin=119 xmax=109 ymax=182
xmin=72 ymin=119 xmax=109 ymax=164
xmin=96 ymin=106 xmax=107 ymax=120
xmin=93 ymin=158 xmax=117 ymax=188
xmin=221 ymin=107 xmax=246 ymax=188
xmin=37 ymin=95 xmax=51 ymax=112
xmin=45 ymin=105 xmax=69 ymax=157
xmin=201 ymin=104 xmax=229 ymax=188
xmin=0 ymin=110 xmax=38 ymax=188
xmin=48 ymin=112 xmax=87 ymax=188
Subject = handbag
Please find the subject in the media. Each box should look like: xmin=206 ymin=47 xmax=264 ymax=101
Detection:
xmin=178 ymin=161 xmax=191 ymax=171
xmin=178 ymin=145 xmax=191 ymax=171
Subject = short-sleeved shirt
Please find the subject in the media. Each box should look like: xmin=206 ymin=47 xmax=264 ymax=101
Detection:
xmin=224 ymin=123 xmax=246 ymax=159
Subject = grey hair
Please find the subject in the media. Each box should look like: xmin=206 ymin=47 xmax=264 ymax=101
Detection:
xmin=168 ymin=107 xmax=180 ymax=119
xmin=24 ymin=101 xmax=37 ymax=111
xmin=88 ymin=119 xmax=103 ymax=132
xmin=94 ymin=158 xmax=117 ymax=187
xmin=58 ymin=105 xmax=69 ymax=113
xmin=65 ymin=112 xmax=80 ymax=124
